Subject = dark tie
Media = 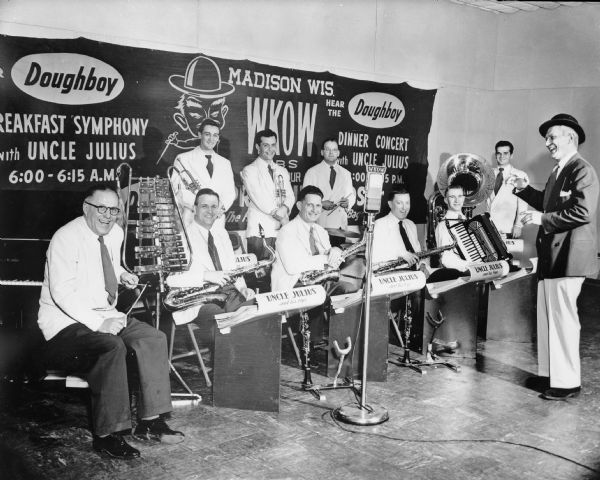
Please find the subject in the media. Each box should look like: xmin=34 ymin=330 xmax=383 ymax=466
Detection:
xmin=398 ymin=221 xmax=415 ymax=254
xmin=268 ymin=165 xmax=274 ymax=181
xmin=207 ymin=231 xmax=222 ymax=271
xmin=309 ymin=226 xmax=319 ymax=255
xmin=98 ymin=236 xmax=118 ymax=304
xmin=547 ymin=165 xmax=559 ymax=194
xmin=329 ymin=166 xmax=336 ymax=189
xmin=206 ymin=154 xmax=213 ymax=178
xmin=494 ymin=167 xmax=504 ymax=195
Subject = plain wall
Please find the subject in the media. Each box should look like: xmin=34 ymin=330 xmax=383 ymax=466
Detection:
xmin=1 ymin=0 xmax=599 ymax=227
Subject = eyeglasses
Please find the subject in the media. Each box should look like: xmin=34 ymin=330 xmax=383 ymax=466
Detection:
xmin=84 ymin=201 xmax=120 ymax=216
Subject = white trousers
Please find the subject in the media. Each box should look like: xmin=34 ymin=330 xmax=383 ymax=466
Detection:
xmin=537 ymin=277 xmax=585 ymax=389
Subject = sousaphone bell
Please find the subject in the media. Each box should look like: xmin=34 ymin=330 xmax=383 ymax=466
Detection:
xmin=426 ymin=152 xmax=494 ymax=249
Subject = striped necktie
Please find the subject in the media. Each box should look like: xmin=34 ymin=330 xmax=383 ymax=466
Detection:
xmin=309 ymin=226 xmax=319 ymax=255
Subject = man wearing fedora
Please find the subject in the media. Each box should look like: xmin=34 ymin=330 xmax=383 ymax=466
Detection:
xmin=510 ymin=113 xmax=599 ymax=401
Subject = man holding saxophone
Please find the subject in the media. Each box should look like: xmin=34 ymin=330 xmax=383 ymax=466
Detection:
xmin=241 ymin=129 xmax=295 ymax=263
xmin=166 ymin=188 xmax=255 ymax=325
xmin=171 ymin=119 xmax=236 ymax=227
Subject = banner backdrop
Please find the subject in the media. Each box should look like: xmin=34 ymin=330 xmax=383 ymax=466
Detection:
xmin=0 ymin=35 xmax=436 ymax=234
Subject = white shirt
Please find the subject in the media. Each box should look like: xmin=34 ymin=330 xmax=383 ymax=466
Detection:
xmin=241 ymin=158 xmax=295 ymax=238
xmin=487 ymin=164 xmax=528 ymax=235
xmin=38 ymin=217 xmax=127 ymax=340
xmin=302 ymin=161 xmax=356 ymax=229
xmin=435 ymin=210 xmax=469 ymax=271
xmin=172 ymin=147 xmax=236 ymax=227
xmin=271 ymin=216 xmax=331 ymax=291
xmin=166 ymin=222 xmax=245 ymax=324
xmin=372 ymin=213 xmax=421 ymax=264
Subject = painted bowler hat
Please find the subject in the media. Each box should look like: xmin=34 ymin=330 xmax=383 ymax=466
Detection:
xmin=169 ymin=56 xmax=235 ymax=99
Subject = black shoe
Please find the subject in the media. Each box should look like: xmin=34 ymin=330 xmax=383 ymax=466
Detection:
xmin=93 ymin=434 xmax=140 ymax=459
xmin=525 ymin=375 xmax=550 ymax=392
xmin=541 ymin=386 xmax=581 ymax=401
xmin=133 ymin=417 xmax=184 ymax=444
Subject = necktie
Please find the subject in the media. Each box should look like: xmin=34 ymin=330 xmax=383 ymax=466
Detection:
xmin=268 ymin=164 xmax=274 ymax=181
xmin=206 ymin=154 xmax=213 ymax=178
xmin=494 ymin=167 xmax=504 ymax=195
xmin=309 ymin=226 xmax=319 ymax=255
xmin=329 ymin=166 xmax=336 ymax=189
xmin=398 ymin=221 xmax=415 ymax=254
xmin=547 ymin=165 xmax=559 ymax=193
xmin=207 ymin=231 xmax=222 ymax=271
xmin=98 ymin=236 xmax=118 ymax=304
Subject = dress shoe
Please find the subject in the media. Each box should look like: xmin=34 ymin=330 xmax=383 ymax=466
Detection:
xmin=93 ymin=434 xmax=140 ymax=459
xmin=133 ymin=417 xmax=184 ymax=444
xmin=541 ymin=386 xmax=581 ymax=401
xmin=525 ymin=375 xmax=550 ymax=392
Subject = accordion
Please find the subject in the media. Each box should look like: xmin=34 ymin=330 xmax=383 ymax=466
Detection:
xmin=446 ymin=213 xmax=511 ymax=263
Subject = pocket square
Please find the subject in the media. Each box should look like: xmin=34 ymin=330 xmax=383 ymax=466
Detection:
xmin=559 ymin=190 xmax=571 ymax=197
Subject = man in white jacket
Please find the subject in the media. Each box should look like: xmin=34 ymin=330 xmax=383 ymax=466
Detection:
xmin=487 ymin=140 xmax=528 ymax=238
xmin=302 ymin=138 xmax=356 ymax=239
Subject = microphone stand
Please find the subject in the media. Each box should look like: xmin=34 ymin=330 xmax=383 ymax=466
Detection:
xmin=333 ymin=212 xmax=389 ymax=425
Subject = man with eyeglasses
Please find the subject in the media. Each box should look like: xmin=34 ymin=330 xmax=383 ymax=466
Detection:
xmin=171 ymin=118 xmax=236 ymax=227
xmin=511 ymin=114 xmax=599 ymax=401
xmin=486 ymin=140 xmax=528 ymax=238
xmin=38 ymin=184 xmax=184 ymax=459
xmin=302 ymin=138 xmax=356 ymax=243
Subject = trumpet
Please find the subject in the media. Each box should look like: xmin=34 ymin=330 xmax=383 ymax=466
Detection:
xmin=171 ymin=160 xmax=201 ymax=195
xmin=373 ymin=243 xmax=456 ymax=276
xmin=275 ymin=174 xmax=290 ymax=226
xmin=298 ymin=231 xmax=366 ymax=286
xmin=164 ymin=234 xmax=276 ymax=311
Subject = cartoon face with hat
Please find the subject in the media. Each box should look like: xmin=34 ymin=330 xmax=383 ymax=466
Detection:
xmin=167 ymin=56 xmax=235 ymax=150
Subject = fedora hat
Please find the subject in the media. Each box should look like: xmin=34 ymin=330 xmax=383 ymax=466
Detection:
xmin=169 ymin=56 xmax=235 ymax=99
xmin=538 ymin=113 xmax=585 ymax=144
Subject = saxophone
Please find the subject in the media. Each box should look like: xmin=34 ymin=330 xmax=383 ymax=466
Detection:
xmin=298 ymin=232 xmax=367 ymax=286
xmin=164 ymin=234 xmax=276 ymax=311
xmin=373 ymin=243 xmax=456 ymax=276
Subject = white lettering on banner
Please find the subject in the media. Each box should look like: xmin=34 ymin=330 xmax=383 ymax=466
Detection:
xmin=12 ymin=53 xmax=123 ymax=105
xmin=255 ymin=285 xmax=326 ymax=315
xmin=338 ymin=131 xmax=369 ymax=148
xmin=371 ymin=271 xmax=426 ymax=297
xmin=0 ymin=113 xmax=67 ymax=134
xmin=228 ymin=68 xmax=302 ymax=94
xmin=375 ymin=135 xmax=410 ymax=152
xmin=73 ymin=116 xmax=149 ymax=136
xmin=348 ymin=92 xmax=405 ymax=129
xmin=246 ymin=97 xmax=317 ymax=157
xmin=466 ymin=261 xmax=509 ymax=282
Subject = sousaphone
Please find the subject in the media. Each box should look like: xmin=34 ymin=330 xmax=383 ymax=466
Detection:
xmin=426 ymin=153 xmax=494 ymax=249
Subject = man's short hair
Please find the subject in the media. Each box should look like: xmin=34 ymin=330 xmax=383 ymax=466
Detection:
xmin=198 ymin=119 xmax=221 ymax=134
xmin=494 ymin=140 xmax=514 ymax=154
xmin=445 ymin=183 xmax=465 ymax=196
xmin=297 ymin=185 xmax=324 ymax=202
xmin=254 ymin=128 xmax=278 ymax=146
xmin=84 ymin=183 xmax=118 ymax=200
xmin=321 ymin=138 xmax=339 ymax=150
xmin=194 ymin=188 xmax=220 ymax=206
xmin=387 ymin=184 xmax=410 ymax=202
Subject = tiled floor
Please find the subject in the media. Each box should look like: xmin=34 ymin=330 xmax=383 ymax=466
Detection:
xmin=1 ymin=285 xmax=600 ymax=480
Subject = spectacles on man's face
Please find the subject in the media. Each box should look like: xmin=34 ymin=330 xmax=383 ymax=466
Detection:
xmin=85 ymin=201 xmax=120 ymax=216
